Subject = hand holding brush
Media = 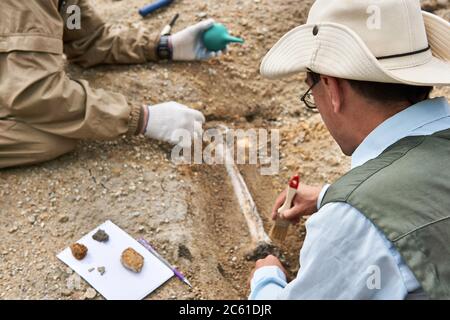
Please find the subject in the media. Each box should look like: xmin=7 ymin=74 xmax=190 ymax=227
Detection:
xmin=270 ymin=175 xmax=323 ymax=241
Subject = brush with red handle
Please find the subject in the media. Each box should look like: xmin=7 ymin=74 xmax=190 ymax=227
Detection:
xmin=270 ymin=175 xmax=300 ymax=241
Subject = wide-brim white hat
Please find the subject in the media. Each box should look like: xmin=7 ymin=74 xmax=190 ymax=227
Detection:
xmin=260 ymin=0 xmax=450 ymax=86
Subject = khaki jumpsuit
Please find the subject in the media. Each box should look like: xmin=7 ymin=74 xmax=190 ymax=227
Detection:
xmin=0 ymin=0 xmax=160 ymax=168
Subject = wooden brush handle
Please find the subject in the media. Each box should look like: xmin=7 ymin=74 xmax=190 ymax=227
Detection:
xmin=277 ymin=186 xmax=297 ymax=216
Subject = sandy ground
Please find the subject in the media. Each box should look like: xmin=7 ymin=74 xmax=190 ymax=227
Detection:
xmin=0 ymin=0 xmax=449 ymax=300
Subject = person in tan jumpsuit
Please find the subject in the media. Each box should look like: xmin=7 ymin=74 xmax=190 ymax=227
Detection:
xmin=0 ymin=0 xmax=222 ymax=169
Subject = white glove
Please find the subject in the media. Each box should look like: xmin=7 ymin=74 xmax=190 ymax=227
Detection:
xmin=144 ymin=102 xmax=205 ymax=147
xmin=170 ymin=19 xmax=224 ymax=61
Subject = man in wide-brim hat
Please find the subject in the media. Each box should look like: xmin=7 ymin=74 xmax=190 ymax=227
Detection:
xmin=249 ymin=0 xmax=450 ymax=299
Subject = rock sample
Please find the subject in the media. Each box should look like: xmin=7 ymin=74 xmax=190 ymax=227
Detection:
xmin=92 ymin=229 xmax=109 ymax=242
xmin=121 ymin=248 xmax=144 ymax=273
xmin=97 ymin=266 xmax=106 ymax=275
xmin=70 ymin=243 xmax=88 ymax=260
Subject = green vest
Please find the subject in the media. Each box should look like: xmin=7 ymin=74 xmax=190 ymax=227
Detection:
xmin=321 ymin=128 xmax=450 ymax=300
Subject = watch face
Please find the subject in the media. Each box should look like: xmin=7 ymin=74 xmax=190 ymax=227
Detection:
xmin=161 ymin=49 xmax=170 ymax=58
xmin=158 ymin=37 xmax=172 ymax=60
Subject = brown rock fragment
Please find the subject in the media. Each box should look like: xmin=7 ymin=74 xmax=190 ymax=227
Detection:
xmin=70 ymin=243 xmax=88 ymax=260
xmin=121 ymin=248 xmax=144 ymax=273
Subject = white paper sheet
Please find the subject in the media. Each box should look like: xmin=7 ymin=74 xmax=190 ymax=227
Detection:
xmin=57 ymin=220 xmax=174 ymax=300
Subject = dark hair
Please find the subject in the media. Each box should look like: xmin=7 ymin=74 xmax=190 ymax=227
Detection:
xmin=307 ymin=71 xmax=321 ymax=85
xmin=347 ymin=79 xmax=433 ymax=105
xmin=308 ymin=71 xmax=433 ymax=105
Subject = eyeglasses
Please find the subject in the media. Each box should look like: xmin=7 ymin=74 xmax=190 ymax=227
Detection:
xmin=300 ymin=73 xmax=320 ymax=110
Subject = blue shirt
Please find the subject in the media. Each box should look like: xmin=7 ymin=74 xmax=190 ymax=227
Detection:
xmin=249 ymin=97 xmax=450 ymax=300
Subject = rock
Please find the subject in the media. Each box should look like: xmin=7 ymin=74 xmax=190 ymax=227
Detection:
xmin=197 ymin=12 xmax=207 ymax=19
xmin=130 ymin=211 xmax=141 ymax=218
xmin=178 ymin=244 xmax=193 ymax=261
xmin=84 ymin=288 xmax=97 ymax=299
xmin=72 ymin=291 xmax=86 ymax=300
xmin=111 ymin=166 xmax=122 ymax=176
xmin=58 ymin=215 xmax=69 ymax=223
xmin=8 ymin=225 xmax=18 ymax=234
xmin=66 ymin=274 xmax=81 ymax=291
xmin=70 ymin=243 xmax=88 ymax=260
xmin=421 ymin=0 xmax=446 ymax=11
xmin=245 ymin=243 xmax=282 ymax=261
xmin=61 ymin=288 xmax=73 ymax=297
xmin=121 ymin=248 xmax=144 ymax=273
xmin=97 ymin=266 xmax=106 ymax=276
xmin=92 ymin=229 xmax=109 ymax=242
xmin=208 ymin=68 xmax=217 ymax=76
xmin=28 ymin=215 xmax=36 ymax=225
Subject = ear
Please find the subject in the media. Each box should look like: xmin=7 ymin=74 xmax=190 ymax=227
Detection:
xmin=321 ymin=76 xmax=343 ymax=113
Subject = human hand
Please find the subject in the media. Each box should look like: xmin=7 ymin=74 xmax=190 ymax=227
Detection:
xmin=249 ymin=255 xmax=288 ymax=286
xmin=271 ymin=183 xmax=323 ymax=224
xmin=144 ymin=101 xmax=205 ymax=146
xmin=170 ymin=19 xmax=225 ymax=61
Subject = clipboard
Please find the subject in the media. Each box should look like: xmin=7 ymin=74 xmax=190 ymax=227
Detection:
xmin=57 ymin=220 xmax=173 ymax=300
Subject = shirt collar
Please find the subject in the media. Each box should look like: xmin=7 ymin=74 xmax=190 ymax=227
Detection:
xmin=351 ymin=97 xmax=450 ymax=169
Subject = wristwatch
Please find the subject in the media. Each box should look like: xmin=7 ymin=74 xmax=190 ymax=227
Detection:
xmin=157 ymin=36 xmax=173 ymax=60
